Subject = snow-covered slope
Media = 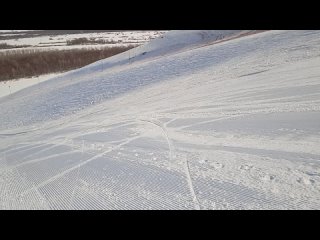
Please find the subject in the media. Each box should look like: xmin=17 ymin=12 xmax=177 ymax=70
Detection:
xmin=0 ymin=73 xmax=64 ymax=99
xmin=84 ymin=30 xmax=255 ymax=71
xmin=1 ymin=30 xmax=320 ymax=209
xmin=0 ymin=30 xmax=257 ymax=131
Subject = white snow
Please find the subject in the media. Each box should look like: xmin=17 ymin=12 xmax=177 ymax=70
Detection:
xmin=0 ymin=31 xmax=167 ymax=50
xmin=0 ymin=30 xmax=320 ymax=209
xmin=0 ymin=73 xmax=64 ymax=99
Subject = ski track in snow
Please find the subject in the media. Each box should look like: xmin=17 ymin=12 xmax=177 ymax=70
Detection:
xmin=1 ymin=30 xmax=320 ymax=209
xmin=139 ymin=118 xmax=200 ymax=210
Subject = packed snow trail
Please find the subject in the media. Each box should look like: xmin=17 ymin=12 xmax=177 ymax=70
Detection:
xmin=1 ymin=30 xmax=320 ymax=209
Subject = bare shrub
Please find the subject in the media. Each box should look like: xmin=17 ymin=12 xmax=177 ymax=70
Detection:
xmin=67 ymin=38 xmax=118 ymax=45
xmin=67 ymin=38 xmax=91 ymax=45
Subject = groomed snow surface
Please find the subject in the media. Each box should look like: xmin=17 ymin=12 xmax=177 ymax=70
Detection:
xmin=0 ymin=30 xmax=320 ymax=209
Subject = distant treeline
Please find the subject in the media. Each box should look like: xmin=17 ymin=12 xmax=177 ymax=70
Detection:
xmin=0 ymin=43 xmax=31 ymax=49
xmin=66 ymin=38 xmax=120 ymax=45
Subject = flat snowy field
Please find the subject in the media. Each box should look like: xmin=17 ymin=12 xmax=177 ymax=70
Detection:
xmin=0 ymin=30 xmax=319 ymax=209
xmin=0 ymin=31 xmax=167 ymax=51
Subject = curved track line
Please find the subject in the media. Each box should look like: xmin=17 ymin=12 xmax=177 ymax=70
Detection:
xmin=139 ymin=119 xmax=174 ymax=160
xmin=139 ymin=118 xmax=201 ymax=210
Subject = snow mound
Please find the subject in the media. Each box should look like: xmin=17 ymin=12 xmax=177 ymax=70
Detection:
xmin=86 ymin=30 xmax=254 ymax=71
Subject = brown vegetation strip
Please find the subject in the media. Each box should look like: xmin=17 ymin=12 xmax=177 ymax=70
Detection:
xmin=0 ymin=46 xmax=134 ymax=82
